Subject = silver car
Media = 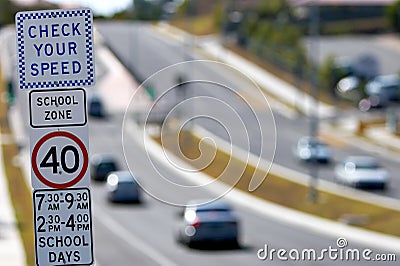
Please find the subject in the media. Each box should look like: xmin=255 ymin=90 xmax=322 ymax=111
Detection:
xmin=365 ymin=74 xmax=400 ymax=107
xmin=176 ymin=199 xmax=240 ymax=247
xmin=294 ymin=136 xmax=332 ymax=163
xmin=334 ymin=156 xmax=388 ymax=189
xmin=106 ymin=171 xmax=142 ymax=203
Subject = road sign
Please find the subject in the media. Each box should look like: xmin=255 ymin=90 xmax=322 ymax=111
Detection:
xmin=29 ymin=88 xmax=87 ymax=128
xmin=33 ymin=188 xmax=93 ymax=266
xmin=15 ymin=8 xmax=95 ymax=89
xmin=31 ymin=130 xmax=89 ymax=189
xmin=16 ymin=8 xmax=95 ymax=265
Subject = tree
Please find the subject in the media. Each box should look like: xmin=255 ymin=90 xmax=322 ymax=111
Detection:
xmin=134 ymin=0 xmax=163 ymax=20
xmin=386 ymin=0 xmax=400 ymax=32
xmin=0 ymin=0 xmax=15 ymax=27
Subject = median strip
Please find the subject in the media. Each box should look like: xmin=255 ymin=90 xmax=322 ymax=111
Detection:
xmin=153 ymin=127 xmax=400 ymax=238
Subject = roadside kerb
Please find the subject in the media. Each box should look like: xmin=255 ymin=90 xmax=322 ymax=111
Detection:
xmin=154 ymin=22 xmax=336 ymax=119
xmin=364 ymin=126 xmax=400 ymax=153
xmin=152 ymin=23 xmax=299 ymax=120
xmin=321 ymin=120 xmax=400 ymax=163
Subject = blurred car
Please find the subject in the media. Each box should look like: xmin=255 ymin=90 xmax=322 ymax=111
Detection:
xmin=90 ymin=154 xmax=119 ymax=181
xmin=365 ymin=74 xmax=400 ymax=108
xmin=294 ymin=136 xmax=332 ymax=163
xmin=334 ymin=156 xmax=388 ymax=189
xmin=333 ymin=55 xmax=380 ymax=104
xmin=88 ymin=94 xmax=106 ymax=117
xmin=351 ymin=54 xmax=379 ymax=80
xmin=106 ymin=171 xmax=142 ymax=203
xmin=175 ymin=199 xmax=240 ymax=247
xmin=335 ymin=76 xmax=362 ymax=102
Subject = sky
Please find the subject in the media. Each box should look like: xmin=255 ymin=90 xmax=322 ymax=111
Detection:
xmin=45 ymin=0 xmax=133 ymax=17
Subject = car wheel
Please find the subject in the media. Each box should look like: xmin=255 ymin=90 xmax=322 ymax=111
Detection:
xmin=175 ymin=230 xmax=184 ymax=245
xmin=231 ymin=238 xmax=240 ymax=249
xmin=187 ymin=240 xmax=196 ymax=248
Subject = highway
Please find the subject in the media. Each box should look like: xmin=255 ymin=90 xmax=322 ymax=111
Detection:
xmin=96 ymin=21 xmax=400 ymax=199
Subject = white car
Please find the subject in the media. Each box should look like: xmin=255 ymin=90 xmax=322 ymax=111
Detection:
xmin=294 ymin=136 xmax=332 ymax=163
xmin=365 ymin=74 xmax=400 ymax=107
xmin=334 ymin=156 xmax=388 ymax=189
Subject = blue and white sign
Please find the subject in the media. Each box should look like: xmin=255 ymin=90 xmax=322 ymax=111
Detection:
xmin=15 ymin=8 xmax=95 ymax=89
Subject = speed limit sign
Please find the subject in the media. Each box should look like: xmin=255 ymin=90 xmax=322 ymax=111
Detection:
xmin=30 ymin=128 xmax=90 ymax=189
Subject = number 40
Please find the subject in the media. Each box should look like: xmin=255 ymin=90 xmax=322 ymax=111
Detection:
xmin=40 ymin=145 xmax=79 ymax=174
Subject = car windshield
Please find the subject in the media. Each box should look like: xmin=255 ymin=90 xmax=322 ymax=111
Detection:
xmin=196 ymin=209 xmax=233 ymax=220
xmin=117 ymin=182 xmax=136 ymax=188
xmin=299 ymin=138 xmax=326 ymax=148
xmin=355 ymin=163 xmax=380 ymax=170
xmin=383 ymin=85 xmax=399 ymax=90
xmin=197 ymin=208 xmax=231 ymax=213
xmin=315 ymin=142 xmax=327 ymax=148
xmin=98 ymin=163 xmax=117 ymax=172
xmin=118 ymin=179 xmax=135 ymax=184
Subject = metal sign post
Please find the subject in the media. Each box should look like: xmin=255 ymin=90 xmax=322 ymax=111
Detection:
xmin=15 ymin=8 xmax=95 ymax=266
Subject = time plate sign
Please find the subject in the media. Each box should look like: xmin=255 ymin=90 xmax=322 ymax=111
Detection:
xmin=33 ymin=188 xmax=93 ymax=266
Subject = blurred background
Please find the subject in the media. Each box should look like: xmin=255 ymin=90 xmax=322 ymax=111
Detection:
xmin=1 ymin=1 xmax=400 ymax=265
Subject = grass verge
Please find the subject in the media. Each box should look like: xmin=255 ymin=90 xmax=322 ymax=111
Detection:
xmin=155 ymin=130 xmax=400 ymax=237
xmin=0 ymin=72 xmax=34 ymax=265
xmin=170 ymin=14 xmax=218 ymax=36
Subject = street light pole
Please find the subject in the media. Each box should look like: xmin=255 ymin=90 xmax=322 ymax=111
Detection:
xmin=308 ymin=1 xmax=320 ymax=203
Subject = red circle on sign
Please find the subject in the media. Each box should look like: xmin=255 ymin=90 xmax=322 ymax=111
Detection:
xmin=32 ymin=131 xmax=88 ymax=189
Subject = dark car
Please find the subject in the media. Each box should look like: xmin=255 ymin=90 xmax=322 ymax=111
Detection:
xmin=106 ymin=171 xmax=142 ymax=203
xmin=90 ymin=154 xmax=119 ymax=181
xmin=88 ymin=94 xmax=105 ymax=117
xmin=175 ymin=199 xmax=240 ymax=248
xmin=294 ymin=136 xmax=332 ymax=163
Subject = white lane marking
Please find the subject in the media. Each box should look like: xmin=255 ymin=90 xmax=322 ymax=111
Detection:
xmin=126 ymin=120 xmax=400 ymax=253
xmin=94 ymin=205 xmax=178 ymax=266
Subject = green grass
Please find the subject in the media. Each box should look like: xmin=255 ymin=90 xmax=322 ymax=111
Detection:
xmin=0 ymin=70 xmax=35 ymax=266
xmin=156 ymin=130 xmax=400 ymax=237
xmin=170 ymin=13 xmax=218 ymax=36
